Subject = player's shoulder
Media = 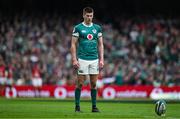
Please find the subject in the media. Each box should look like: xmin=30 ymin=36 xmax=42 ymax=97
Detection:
xmin=93 ymin=23 xmax=102 ymax=30
xmin=93 ymin=23 xmax=101 ymax=28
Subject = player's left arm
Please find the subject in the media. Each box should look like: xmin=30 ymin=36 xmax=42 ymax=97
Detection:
xmin=98 ymin=36 xmax=104 ymax=69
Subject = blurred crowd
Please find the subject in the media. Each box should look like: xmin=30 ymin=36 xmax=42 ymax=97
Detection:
xmin=0 ymin=13 xmax=179 ymax=87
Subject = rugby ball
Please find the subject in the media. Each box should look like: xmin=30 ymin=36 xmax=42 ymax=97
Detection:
xmin=155 ymin=100 xmax=166 ymax=116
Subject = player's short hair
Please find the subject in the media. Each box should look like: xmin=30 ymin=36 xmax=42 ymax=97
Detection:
xmin=83 ymin=7 xmax=94 ymax=14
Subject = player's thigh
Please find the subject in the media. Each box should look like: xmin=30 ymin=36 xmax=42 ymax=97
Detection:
xmin=77 ymin=75 xmax=86 ymax=81
xmin=78 ymin=59 xmax=89 ymax=75
xmin=90 ymin=74 xmax=98 ymax=88
xmin=90 ymin=74 xmax=98 ymax=83
xmin=89 ymin=59 xmax=99 ymax=74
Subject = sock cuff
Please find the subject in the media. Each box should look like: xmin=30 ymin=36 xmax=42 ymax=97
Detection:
xmin=91 ymin=89 xmax=97 ymax=91
xmin=76 ymin=88 xmax=81 ymax=91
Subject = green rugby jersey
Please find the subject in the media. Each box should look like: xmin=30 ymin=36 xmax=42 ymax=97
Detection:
xmin=72 ymin=22 xmax=102 ymax=60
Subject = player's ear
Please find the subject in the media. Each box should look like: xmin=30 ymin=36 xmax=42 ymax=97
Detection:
xmin=83 ymin=13 xmax=85 ymax=18
xmin=92 ymin=13 xmax=94 ymax=18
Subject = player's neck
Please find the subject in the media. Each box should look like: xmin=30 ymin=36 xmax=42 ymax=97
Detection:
xmin=82 ymin=22 xmax=93 ymax=27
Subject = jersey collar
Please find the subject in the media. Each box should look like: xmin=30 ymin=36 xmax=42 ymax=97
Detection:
xmin=82 ymin=22 xmax=93 ymax=27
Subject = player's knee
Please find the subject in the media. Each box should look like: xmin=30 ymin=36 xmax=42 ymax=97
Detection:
xmin=91 ymin=82 xmax=96 ymax=89
xmin=77 ymin=83 xmax=83 ymax=89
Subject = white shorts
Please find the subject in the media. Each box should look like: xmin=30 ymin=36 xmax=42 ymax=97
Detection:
xmin=78 ymin=59 xmax=99 ymax=75
xmin=0 ymin=77 xmax=6 ymax=85
xmin=32 ymin=78 xmax=42 ymax=87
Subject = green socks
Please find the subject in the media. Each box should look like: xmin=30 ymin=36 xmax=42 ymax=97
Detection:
xmin=75 ymin=88 xmax=97 ymax=107
xmin=91 ymin=89 xmax=97 ymax=107
xmin=75 ymin=88 xmax=81 ymax=106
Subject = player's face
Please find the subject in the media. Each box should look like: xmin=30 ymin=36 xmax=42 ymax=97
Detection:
xmin=83 ymin=12 xmax=93 ymax=24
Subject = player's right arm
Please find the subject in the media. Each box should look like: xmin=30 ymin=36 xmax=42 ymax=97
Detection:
xmin=71 ymin=26 xmax=80 ymax=69
xmin=70 ymin=36 xmax=79 ymax=69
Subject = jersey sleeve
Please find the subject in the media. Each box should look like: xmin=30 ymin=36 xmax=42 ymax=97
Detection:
xmin=97 ymin=25 xmax=103 ymax=38
xmin=72 ymin=26 xmax=79 ymax=37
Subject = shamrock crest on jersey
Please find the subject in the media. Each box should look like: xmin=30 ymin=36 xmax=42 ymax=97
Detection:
xmin=92 ymin=29 xmax=97 ymax=34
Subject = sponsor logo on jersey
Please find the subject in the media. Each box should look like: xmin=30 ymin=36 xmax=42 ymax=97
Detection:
xmin=81 ymin=30 xmax=86 ymax=33
xmin=87 ymin=34 xmax=93 ymax=40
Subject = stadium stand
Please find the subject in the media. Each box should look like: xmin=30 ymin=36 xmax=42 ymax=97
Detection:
xmin=0 ymin=13 xmax=179 ymax=87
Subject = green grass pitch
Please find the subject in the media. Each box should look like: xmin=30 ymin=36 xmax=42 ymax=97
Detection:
xmin=0 ymin=98 xmax=180 ymax=119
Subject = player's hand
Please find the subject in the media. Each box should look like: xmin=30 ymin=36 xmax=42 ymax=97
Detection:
xmin=99 ymin=60 xmax=104 ymax=69
xmin=72 ymin=60 xmax=80 ymax=69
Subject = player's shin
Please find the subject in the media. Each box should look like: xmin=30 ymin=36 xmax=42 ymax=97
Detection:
xmin=75 ymin=88 xmax=81 ymax=106
xmin=91 ymin=88 xmax=97 ymax=107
